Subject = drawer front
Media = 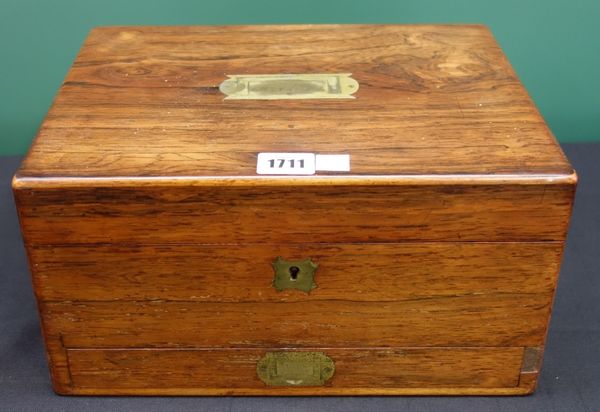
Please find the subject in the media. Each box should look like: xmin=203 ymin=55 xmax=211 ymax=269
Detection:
xmin=31 ymin=242 xmax=562 ymax=302
xmin=65 ymin=347 xmax=524 ymax=395
xmin=15 ymin=183 xmax=574 ymax=245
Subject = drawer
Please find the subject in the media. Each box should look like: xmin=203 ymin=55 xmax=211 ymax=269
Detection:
xmin=31 ymin=242 xmax=562 ymax=302
xmin=64 ymin=347 xmax=525 ymax=395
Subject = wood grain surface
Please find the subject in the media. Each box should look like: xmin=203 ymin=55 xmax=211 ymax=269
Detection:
xmin=29 ymin=242 xmax=562 ymax=302
xmin=66 ymin=347 xmax=523 ymax=393
xmin=42 ymin=296 xmax=551 ymax=348
xmin=14 ymin=183 xmax=575 ymax=245
xmin=16 ymin=25 xmax=573 ymax=179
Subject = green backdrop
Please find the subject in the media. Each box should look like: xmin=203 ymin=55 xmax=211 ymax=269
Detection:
xmin=1 ymin=0 xmax=599 ymax=155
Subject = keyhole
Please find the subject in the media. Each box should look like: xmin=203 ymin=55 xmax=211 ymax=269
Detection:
xmin=289 ymin=266 xmax=300 ymax=281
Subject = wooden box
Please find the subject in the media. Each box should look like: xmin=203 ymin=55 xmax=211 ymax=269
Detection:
xmin=13 ymin=25 xmax=576 ymax=395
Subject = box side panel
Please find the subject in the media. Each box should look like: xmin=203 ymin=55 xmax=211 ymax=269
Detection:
xmin=11 ymin=185 xmax=71 ymax=393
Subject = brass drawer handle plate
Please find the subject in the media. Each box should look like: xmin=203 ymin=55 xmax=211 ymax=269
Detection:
xmin=271 ymin=256 xmax=318 ymax=293
xmin=219 ymin=73 xmax=359 ymax=100
xmin=257 ymin=352 xmax=335 ymax=386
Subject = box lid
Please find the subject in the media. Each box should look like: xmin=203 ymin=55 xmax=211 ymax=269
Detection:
xmin=16 ymin=24 xmax=574 ymax=186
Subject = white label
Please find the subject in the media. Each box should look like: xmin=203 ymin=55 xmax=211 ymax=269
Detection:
xmin=256 ymin=153 xmax=316 ymax=175
xmin=256 ymin=153 xmax=351 ymax=175
xmin=315 ymin=154 xmax=350 ymax=172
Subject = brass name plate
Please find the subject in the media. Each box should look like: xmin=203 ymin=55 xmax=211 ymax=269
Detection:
xmin=219 ymin=73 xmax=359 ymax=100
xmin=257 ymin=352 xmax=335 ymax=386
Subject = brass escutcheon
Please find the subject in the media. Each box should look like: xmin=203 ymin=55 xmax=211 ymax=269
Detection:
xmin=271 ymin=256 xmax=318 ymax=293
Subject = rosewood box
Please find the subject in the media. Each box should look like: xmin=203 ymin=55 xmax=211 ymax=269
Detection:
xmin=13 ymin=24 xmax=576 ymax=395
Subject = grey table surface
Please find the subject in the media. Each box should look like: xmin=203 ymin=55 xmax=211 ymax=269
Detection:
xmin=1 ymin=143 xmax=598 ymax=412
